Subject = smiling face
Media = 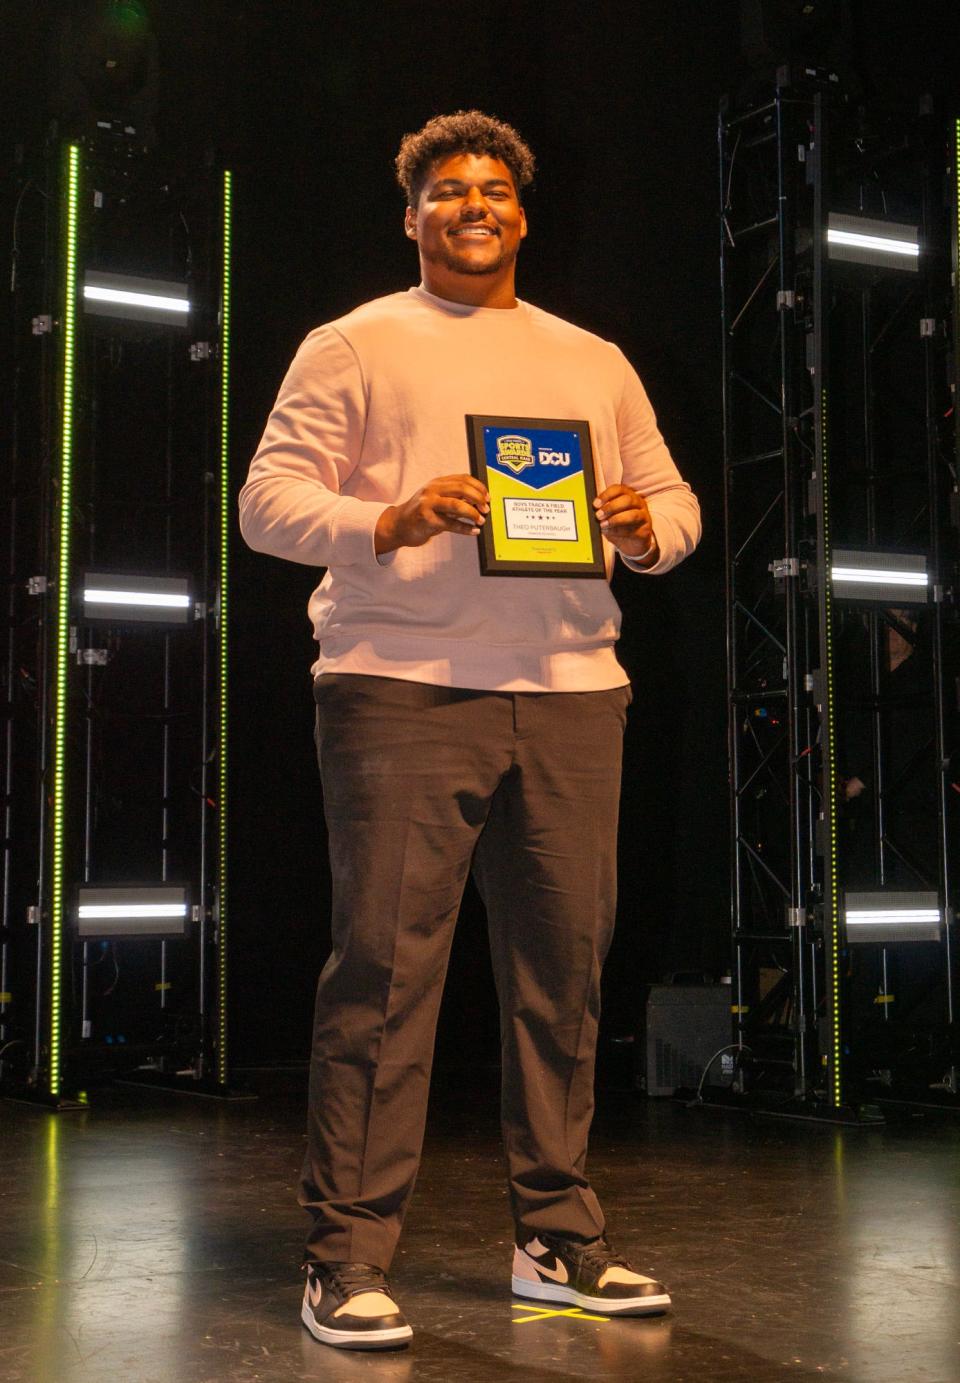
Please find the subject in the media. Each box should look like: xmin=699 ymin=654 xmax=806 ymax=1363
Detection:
xmin=404 ymin=151 xmax=528 ymax=307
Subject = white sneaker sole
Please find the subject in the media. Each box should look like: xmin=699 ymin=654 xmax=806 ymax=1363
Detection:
xmin=511 ymin=1274 xmax=671 ymax=1316
xmin=301 ymin=1300 xmax=413 ymax=1349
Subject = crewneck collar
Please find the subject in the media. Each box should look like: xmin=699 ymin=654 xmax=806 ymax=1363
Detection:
xmin=409 ymin=285 xmax=527 ymax=317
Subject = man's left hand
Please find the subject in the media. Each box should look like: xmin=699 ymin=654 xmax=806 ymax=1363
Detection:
xmin=594 ymin=485 xmax=659 ymax=565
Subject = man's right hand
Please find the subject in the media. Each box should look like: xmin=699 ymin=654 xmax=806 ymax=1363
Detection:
xmin=375 ymin=474 xmax=490 ymax=554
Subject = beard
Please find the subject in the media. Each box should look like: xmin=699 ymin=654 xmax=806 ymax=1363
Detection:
xmin=420 ymin=235 xmax=520 ymax=277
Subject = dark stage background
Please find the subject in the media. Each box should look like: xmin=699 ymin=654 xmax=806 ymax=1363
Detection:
xmin=223 ymin=1 xmax=738 ymax=1071
xmin=4 ymin=2 xmax=956 ymax=1074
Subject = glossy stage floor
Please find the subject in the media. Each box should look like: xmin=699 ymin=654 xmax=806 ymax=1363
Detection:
xmin=3 ymin=1069 xmax=959 ymax=1383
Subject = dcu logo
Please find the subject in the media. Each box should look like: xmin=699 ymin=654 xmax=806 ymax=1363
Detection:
xmin=495 ymin=434 xmax=535 ymax=475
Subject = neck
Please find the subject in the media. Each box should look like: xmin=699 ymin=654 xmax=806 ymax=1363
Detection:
xmin=419 ymin=264 xmax=518 ymax=309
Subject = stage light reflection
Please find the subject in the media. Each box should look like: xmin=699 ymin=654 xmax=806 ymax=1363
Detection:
xmin=32 ymin=1118 xmax=61 ymax=1383
xmin=28 ymin=1108 xmax=201 ymax=1379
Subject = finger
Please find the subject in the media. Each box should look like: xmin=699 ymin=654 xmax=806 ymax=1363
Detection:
xmin=597 ymin=503 xmax=650 ymax=529
xmin=432 ymin=497 xmax=487 ymax=528
xmin=594 ymin=484 xmax=636 ymax=508
xmin=599 ymin=504 xmax=652 ymax=531
xmin=437 ymin=514 xmax=481 ymax=536
xmin=601 ymin=517 xmax=652 ymax=541
xmin=595 ymin=492 xmax=648 ymax=523
xmin=432 ymin=476 xmax=489 ymax=497
xmin=430 ymin=476 xmax=491 ymax=508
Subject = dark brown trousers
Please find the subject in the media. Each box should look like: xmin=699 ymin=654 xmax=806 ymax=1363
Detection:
xmin=299 ymin=673 xmax=630 ymax=1269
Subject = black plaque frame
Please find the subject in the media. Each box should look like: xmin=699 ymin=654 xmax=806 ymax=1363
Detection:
xmin=465 ymin=414 xmax=606 ymax=578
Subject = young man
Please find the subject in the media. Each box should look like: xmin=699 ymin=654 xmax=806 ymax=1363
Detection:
xmin=240 ymin=110 xmax=701 ymax=1351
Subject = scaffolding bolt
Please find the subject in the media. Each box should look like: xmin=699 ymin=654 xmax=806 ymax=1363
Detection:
xmin=31 ymin=315 xmax=53 ymax=336
xmin=26 ymin=575 xmax=48 ymax=595
xmin=919 ymin=317 xmax=937 ymax=337
xmin=776 ymin=290 xmax=796 ymax=310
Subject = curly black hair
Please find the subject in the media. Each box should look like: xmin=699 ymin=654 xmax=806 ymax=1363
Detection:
xmin=395 ymin=110 xmax=535 ymax=206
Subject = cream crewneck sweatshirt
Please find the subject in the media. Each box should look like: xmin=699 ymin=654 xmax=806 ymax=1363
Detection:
xmin=239 ymin=286 xmax=701 ymax=691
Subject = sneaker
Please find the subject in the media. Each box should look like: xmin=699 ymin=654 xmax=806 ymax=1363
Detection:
xmin=512 ymin=1233 xmax=671 ymax=1315
xmin=301 ymin=1261 xmax=413 ymax=1349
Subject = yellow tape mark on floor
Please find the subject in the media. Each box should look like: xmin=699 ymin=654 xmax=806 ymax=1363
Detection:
xmin=511 ymin=1302 xmax=610 ymax=1324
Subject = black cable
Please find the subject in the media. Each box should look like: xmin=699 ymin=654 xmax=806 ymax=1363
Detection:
xmin=686 ymin=1043 xmax=752 ymax=1107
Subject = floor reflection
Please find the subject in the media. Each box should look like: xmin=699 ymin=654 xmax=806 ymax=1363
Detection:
xmin=4 ymin=1084 xmax=960 ymax=1383
xmin=836 ymin=1126 xmax=960 ymax=1380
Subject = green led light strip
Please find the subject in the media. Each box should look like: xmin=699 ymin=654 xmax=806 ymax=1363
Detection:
xmin=820 ymin=387 xmax=842 ymax=1108
xmin=50 ymin=145 xmax=81 ymax=1097
xmin=217 ymin=169 xmax=232 ymax=1087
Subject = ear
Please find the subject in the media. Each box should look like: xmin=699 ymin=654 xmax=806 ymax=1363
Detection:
xmin=404 ymin=206 xmax=417 ymax=239
xmin=519 ymin=206 xmax=528 ymax=240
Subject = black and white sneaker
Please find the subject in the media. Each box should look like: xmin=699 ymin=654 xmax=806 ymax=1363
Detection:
xmin=301 ymin=1261 xmax=413 ymax=1350
xmin=512 ymin=1233 xmax=671 ymax=1316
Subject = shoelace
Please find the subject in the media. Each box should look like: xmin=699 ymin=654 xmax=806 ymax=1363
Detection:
xmin=541 ymin=1234 xmax=630 ymax=1277
xmin=319 ymin=1262 xmax=391 ymax=1303
xmin=577 ymin=1237 xmax=631 ymax=1276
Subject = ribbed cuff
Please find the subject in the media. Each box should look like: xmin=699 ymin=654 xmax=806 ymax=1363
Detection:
xmin=619 ymin=516 xmax=677 ymax=574
xmin=328 ymin=496 xmax=392 ymax=566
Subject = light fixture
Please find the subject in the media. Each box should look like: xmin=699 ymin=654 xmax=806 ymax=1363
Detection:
xmin=80 ymin=572 xmax=192 ymax=624
xmin=82 ymin=270 xmax=190 ymax=324
xmin=844 ymin=891 xmax=942 ymax=944
xmin=827 ymin=214 xmax=919 ymax=271
xmin=76 ymin=885 xmax=191 ymax=938
xmin=830 ymin=549 xmax=928 ymax=605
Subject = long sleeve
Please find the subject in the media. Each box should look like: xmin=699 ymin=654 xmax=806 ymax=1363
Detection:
xmin=239 ymin=286 xmax=698 ymax=691
xmin=238 ymin=326 xmax=390 ymax=568
xmin=613 ymin=351 xmax=701 ymax=575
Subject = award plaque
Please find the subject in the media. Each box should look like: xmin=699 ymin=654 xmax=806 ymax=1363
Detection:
xmin=465 ymin=415 xmax=605 ymax=578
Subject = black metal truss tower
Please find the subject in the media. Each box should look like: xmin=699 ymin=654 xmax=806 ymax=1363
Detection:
xmin=720 ymin=68 xmax=960 ymax=1118
xmin=1 ymin=130 xmax=233 ymax=1103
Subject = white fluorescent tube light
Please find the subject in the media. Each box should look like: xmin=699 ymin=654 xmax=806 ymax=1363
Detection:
xmin=79 ymin=572 xmax=192 ymax=625
xmin=78 ymin=903 xmax=189 ymax=919
xmin=826 ymin=214 xmax=919 ymax=272
xmin=846 ymin=910 xmax=941 ymax=925
xmin=831 ymin=567 xmax=928 ymax=587
xmin=829 ymin=550 xmax=929 ymax=605
xmin=843 ymin=891 xmax=942 ymax=943
xmin=84 ymin=588 xmax=191 ymax=609
xmin=82 ymin=284 xmax=190 ymax=313
xmin=76 ymin=884 xmax=192 ymax=937
xmin=826 ymin=229 xmax=919 ymax=258
xmin=82 ymin=271 xmax=192 ymax=326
